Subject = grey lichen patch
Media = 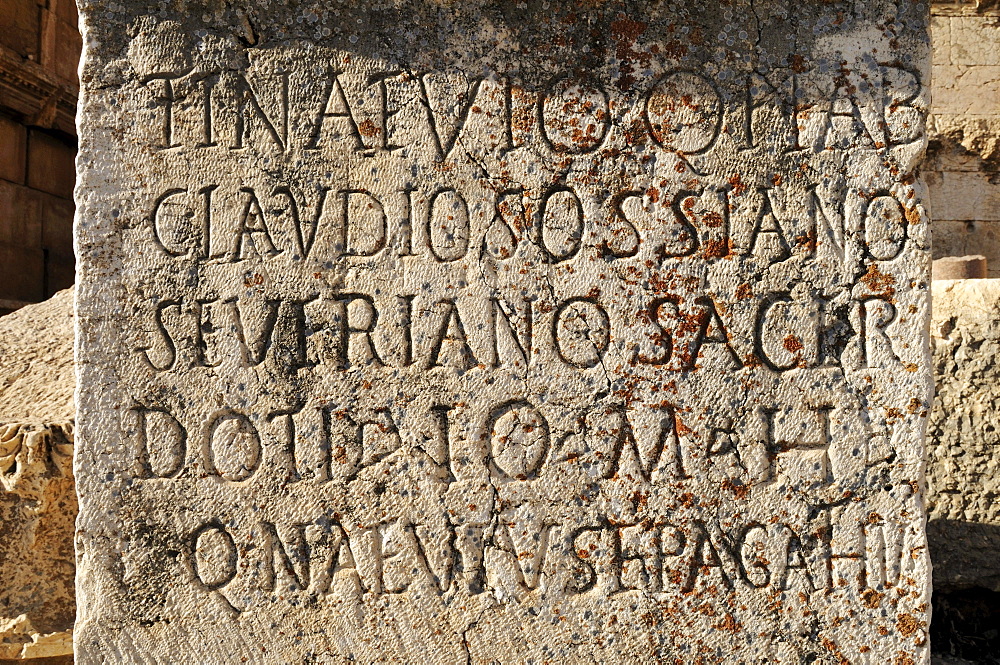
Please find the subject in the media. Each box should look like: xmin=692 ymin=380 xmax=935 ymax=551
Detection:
xmin=74 ymin=1 xmax=933 ymax=662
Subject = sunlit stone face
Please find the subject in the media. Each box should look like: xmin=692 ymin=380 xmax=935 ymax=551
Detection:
xmin=74 ymin=1 xmax=933 ymax=662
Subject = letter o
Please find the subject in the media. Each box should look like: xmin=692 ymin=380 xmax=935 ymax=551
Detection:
xmin=540 ymin=187 xmax=584 ymax=263
xmin=427 ymin=189 xmax=470 ymax=262
xmin=863 ymin=194 xmax=907 ymax=261
xmin=540 ymin=77 xmax=611 ymax=154
xmin=644 ymin=71 xmax=723 ymax=154
xmin=487 ymin=400 xmax=550 ymax=480
xmin=554 ymin=297 xmax=611 ymax=368
xmin=205 ymin=411 xmax=261 ymax=482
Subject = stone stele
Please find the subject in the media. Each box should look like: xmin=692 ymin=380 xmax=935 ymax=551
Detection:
xmin=74 ymin=2 xmax=933 ymax=662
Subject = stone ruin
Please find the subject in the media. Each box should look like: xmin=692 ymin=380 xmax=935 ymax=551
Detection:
xmin=71 ymin=1 xmax=934 ymax=662
xmin=928 ymin=281 xmax=1000 ymax=595
xmin=0 ymin=1 xmax=998 ymax=662
xmin=0 ymin=288 xmax=74 ymax=661
xmin=21 ymin=278 xmax=1000 ymax=662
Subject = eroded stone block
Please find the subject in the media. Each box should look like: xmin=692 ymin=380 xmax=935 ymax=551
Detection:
xmin=75 ymin=2 xmax=933 ymax=662
xmin=932 ymin=255 xmax=987 ymax=280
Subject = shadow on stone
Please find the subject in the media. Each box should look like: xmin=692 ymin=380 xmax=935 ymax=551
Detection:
xmin=931 ymin=585 xmax=1000 ymax=664
xmin=929 ymin=520 xmax=1000 ymax=593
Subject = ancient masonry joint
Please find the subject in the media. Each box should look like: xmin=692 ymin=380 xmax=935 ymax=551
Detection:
xmin=74 ymin=1 xmax=933 ymax=662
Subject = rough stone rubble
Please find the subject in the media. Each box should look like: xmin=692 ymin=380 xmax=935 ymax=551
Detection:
xmin=928 ymin=279 xmax=1000 ymax=594
xmin=0 ymin=288 xmax=75 ymax=660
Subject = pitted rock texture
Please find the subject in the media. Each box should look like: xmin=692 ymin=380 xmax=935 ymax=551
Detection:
xmin=929 ymin=279 xmax=1000 ymax=593
xmin=75 ymin=2 xmax=933 ymax=663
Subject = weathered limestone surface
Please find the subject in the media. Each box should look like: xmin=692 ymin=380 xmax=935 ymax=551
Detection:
xmin=0 ymin=290 xmax=76 ymax=661
xmin=75 ymin=2 xmax=933 ymax=662
xmin=929 ymin=279 xmax=1000 ymax=593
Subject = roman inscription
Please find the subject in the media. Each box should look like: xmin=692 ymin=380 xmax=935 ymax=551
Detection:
xmin=76 ymin=2 xmax=932 ymax=663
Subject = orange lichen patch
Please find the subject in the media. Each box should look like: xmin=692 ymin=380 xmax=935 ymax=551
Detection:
xmin=713 ymin=613 xmax=742 ymax=632
xmin=783 ymin=335 xmax=804 ymax=353
xmin=721 ymin=479 xmax=750 ymax=500
xmin=860 ymin=264 xmax=896 ymax=296
xmin=608 ymin=15 xmax=651 ymax=91
xmin=796 ymin=228 xmax=818 ymax=253
xmin=821 ymin=638 xmax=851 ymax=665
xmin=702 ymin=238 xmax=732 ymax=259
xmin=677 ymin=492 xmax=695 ymax=508
xmin=727 ymin=174 xmax=747 ymax=197
xmin=862 ymin=589 xmax=883 ymax=608
xmin=701 ymin=210 xmax=724 ymax=229
xmin=894 ymin=653 xmax=916 ymax=665
xmin=358 ymin=118 xmax=379 ymax=138
xmin=735 ymin=283 xmax=753 ymax=300
xmin=896 ymin=613 xmax=922 ymax=638
xmin=675 ymin=416 xmax=694 ymax=437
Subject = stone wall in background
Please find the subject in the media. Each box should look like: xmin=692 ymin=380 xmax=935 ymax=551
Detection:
xmin=0 ymin=0 xmax=79 ymax=315
xmin=925 ymin=5 xmax=1000 ymax=653
xmin=928 ymin=1 xmax=1000 ymax=274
